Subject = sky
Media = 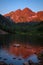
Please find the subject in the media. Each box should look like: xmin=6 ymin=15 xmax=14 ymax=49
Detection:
xmin=0 ymin=0 xmax=43 ymax=14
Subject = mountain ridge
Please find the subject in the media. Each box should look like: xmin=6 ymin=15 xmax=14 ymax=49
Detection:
xmin=4 ymin=8 xmax=43 ymax=23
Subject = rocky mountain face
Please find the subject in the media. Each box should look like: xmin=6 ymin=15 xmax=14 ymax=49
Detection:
xmin=4 ymin=8 xmax=43 ymax=23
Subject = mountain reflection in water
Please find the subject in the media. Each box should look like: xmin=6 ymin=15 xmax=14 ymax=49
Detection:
xmin=0 ymin=34 xmax=43 ymax=65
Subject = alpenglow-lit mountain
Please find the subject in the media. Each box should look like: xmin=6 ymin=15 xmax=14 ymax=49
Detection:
xmin=0 ymin=14 xmax=43 ymax=34
xmin=4 ymin=8 xmax=43 ymax=23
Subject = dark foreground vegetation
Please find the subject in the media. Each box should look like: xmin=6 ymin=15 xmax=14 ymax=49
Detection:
xmin=0 ymin=14 xmax=43 ymax=35
xmin=0 ymin=14 xmax=43 ymax=45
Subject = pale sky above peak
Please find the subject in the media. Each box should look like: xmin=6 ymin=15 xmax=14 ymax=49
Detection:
xmin=0 ymin=0 xmax=43 ymax=14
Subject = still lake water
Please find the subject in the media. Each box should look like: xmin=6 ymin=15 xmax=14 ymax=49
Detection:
xmin=0 ymin=34 xmax=43 ymax=65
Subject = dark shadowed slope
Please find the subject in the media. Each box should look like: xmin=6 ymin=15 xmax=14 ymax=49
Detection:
xmin=0 ymin=14 xmax=15 ymax=33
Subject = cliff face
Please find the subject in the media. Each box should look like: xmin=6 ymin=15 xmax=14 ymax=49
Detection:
xmin=37 ymin=11 xmax=43 ymax=21
xmin=4 ymin=8 xmax=43 ymax=23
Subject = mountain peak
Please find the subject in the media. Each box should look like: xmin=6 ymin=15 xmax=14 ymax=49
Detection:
xmin=15 ymin=9 xmax=22 ymax=14
xmin=15 ymin=9 xmax=21 ymax=12
xmin=4 ymin=8 xmax=43 ymax=23
xmin=23 ymin=7 xmax=33 ymax=12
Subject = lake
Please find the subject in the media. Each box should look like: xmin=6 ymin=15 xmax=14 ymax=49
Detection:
xmin=0 ymin=34 xmax=43 ymax=65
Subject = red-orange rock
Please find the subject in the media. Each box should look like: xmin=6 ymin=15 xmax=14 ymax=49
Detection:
xmin=4 ymin=8 xmax=43 ymax=23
